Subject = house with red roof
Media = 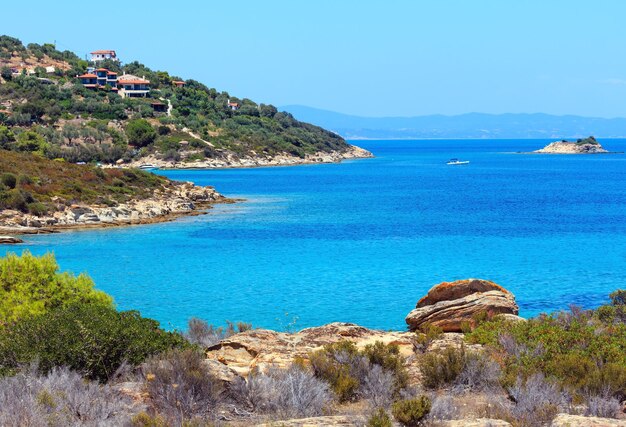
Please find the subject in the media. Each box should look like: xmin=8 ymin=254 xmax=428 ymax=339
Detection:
xmin=91 ymin=50 xmax=118 ymax=62
xmin=117 ymin=73 xmax=151 ymax=98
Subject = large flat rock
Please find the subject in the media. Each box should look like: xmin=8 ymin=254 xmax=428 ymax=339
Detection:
xmin=406 ymin=279 xmax=519 ymax=332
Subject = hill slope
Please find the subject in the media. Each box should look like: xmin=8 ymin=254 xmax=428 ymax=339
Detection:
xmin=0 ymin=150 xmax=226 ymax=231
xmin=283 ymin=105 xmax=626 ymax=139
xmin=0 ymin=36 xmax=370 ymax=167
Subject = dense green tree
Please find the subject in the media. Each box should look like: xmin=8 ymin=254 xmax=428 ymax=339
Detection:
xmin=125 ymin=119 xmax=156 ymax=147
xmin=15 ymin=131 xmax=48 ymax=153
xmin=0 ymin=126 xmax=15 ymax=149
xmin=0 ymin=251 xmax=113 ymax=325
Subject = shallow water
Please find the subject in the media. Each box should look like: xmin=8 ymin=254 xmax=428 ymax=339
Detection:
xmin=4 ymin=139 xmax=626 ymax=331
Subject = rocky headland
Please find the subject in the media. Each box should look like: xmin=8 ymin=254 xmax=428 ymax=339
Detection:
xmin=0 ymin=181 xmax=229 ymax=236
xmin=532 ymin=136 xmax=610 ymax=154
xmin=125 ymin=144 xmax=373 ymax=170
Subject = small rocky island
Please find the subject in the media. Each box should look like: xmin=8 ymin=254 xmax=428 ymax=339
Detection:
xmin=533 ymin=136 xmax=609 ymax=154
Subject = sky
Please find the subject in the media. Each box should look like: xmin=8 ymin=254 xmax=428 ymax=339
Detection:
xmin=3 ymin=0 xmax=626 ymax=118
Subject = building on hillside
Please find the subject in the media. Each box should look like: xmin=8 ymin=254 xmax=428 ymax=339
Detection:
xmin=173 ymin=80 xmax=185 ymax=88
xmin=151 ymin=101 xmax=167 ymax=113
xmin=77 ymin=73 xmax=98 ymax=88
xmin=91 ymin=50 xmax=118 ymax=62
xmin=94 ymin=68 xmax=119 ymax=90
xmin=117 ymin=73 xmax=150 ymax=98
xmin=77 ymin=68 xmax=118 ymax=91
xmin=227 ymin=99 xmax=240 ymax=111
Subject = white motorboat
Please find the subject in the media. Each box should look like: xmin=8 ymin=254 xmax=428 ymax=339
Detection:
xmin=446 ymin=158 xmax=470 ymax=165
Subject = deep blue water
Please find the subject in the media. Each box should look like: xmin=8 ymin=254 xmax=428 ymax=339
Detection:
xmin=3 ymin=139 xmax=626 ymax=331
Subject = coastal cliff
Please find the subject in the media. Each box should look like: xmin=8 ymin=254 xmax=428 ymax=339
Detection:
xmin=534 ymin=136 xmax=609 ymax=154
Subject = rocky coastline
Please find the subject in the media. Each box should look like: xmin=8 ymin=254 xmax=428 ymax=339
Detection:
xmin=531 ymin=136 xmax=612 ymax=154
xmin=0 ymin=181 xmax=230 ymax=237
xmin=189 ymin=279 xmax=624 ymax=426
xmin=124 ymin=145 xmax=373 ymax=170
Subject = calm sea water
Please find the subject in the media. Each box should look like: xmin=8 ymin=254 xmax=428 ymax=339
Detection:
xmin=3 ymin=139 xmax=626 ymax=331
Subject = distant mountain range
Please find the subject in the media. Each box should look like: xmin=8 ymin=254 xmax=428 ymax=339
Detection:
xmin=282 ymin=105 xmax=626 ymax=139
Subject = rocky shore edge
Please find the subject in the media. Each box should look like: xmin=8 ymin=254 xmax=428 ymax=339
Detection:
xmin=152 ymin=278 xmax=623 ymax=426
xmin=0 ymin=181 xmax=231 ymax=239
xmin=124 ymin=145 xmax=373 ymax=170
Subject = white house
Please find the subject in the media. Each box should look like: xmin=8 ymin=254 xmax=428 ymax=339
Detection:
xmin=90 ymin=50 xmax=118 ymax=62
xmin=117 ymin=73 xmax=151 ymax=98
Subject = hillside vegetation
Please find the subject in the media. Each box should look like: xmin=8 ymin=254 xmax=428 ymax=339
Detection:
xmin=0 ymin=35 xmax=351 ymax=165
xmin=0 ymin=149 xmax=169 ymax=215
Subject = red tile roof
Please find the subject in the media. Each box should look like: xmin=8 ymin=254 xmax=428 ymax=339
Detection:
xmin=91 ymin=50 xmax=116 ymax=55
xmin=118 ymin=79 xmax=150 ymax=85
xmin=78 ymin=73 xmax=97 ymax=78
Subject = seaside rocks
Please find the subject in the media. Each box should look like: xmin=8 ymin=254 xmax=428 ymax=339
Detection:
xmin=205 ymin=322 xmax=417 ymax=381
xmin=0 ymin=235 xmax=23 ymax=244
xmin=405 ymin=279 xmax=520 ymax=332
xmin=534 ymin=136 xmax=609 ymax=154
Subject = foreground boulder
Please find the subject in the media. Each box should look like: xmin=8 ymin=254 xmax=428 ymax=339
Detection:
xmin=405 ymin=279 xmax=519 ymax=332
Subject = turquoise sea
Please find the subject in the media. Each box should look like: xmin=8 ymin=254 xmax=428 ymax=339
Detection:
xmin=3 ymin=139 xmax=626 ymax=331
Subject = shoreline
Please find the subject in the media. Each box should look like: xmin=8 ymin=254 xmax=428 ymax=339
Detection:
xmin=122 ymin=145 xmax=373 ymax=170
xmin=0 ymin=183 xmax=236 ymax=240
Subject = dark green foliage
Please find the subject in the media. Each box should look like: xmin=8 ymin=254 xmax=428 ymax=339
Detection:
xmin=391 ymin=396 xmax=431 ymax=426
xmin=309 ymin=341 xmax=361 ymax=402
xmin=125 ymin=119 xmax=157 ymax=147
xmin=0 ymin=67 xmax=11 ymax=81
xmin=0 ymin=304 xmax=188 ymax=382
xmin=419 ymin=346 xmax=466 ymax=389
xmin=0 ymin=172 xmax=17 ymax=189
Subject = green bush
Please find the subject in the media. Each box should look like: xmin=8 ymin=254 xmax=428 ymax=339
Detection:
xmin=0 ymin=303 xmax=188 ymax=382
xmin=309 ymin=340 xmax=409 ymax=402
xmin=391 ymin=396 xmax=431 ymax=426
xmin=467 ymin=293 xmax=626 ymax=399
xmin=309 ymin=341 xmax=361 ymax=402
xmin=126 ymin=119 xmax=157 ymax=148
xmin=362 ymin=341 xmax=409 ymax=390
xmin=419 ymin=346 xmax=466 ymax=389
xmin=0 ymin=251 xmax=113 ymax=324
xmin=367 ymin=408 xmax=393 ymax=427
xmin=26 ymin=201 xmax=48 ymax=216
xmin=0 ymin=172 xmax=17 ymax=189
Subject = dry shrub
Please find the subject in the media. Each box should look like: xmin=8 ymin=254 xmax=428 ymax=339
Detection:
xmin=453 ymin=351 xmax=501 ymax=393
xmin=507 ymin=373 xmax=570 ymax=426
xmin=427 ymin=394 xmax=461 ymax=421
xmin=419 ymin=346 xmax=466 ymax=389
xmin=0 ymin=365 xmax=133 ymax=426
xmin=391 ymin=396 xmax=431 ymax=427
xmin=230 ymin=365 xmax=331 ymax=418
xmin=185 ymin=318 xmax=252 ymax=348
xmin=309 ymin=340 xmax=408 ymax=403
xmin=585 ymin=394 xmax=622 ymax=418
xmin=143 ymin=348 xmax=223 ymax=422
xmin=361 ymin=364 xmax=396 ymax=408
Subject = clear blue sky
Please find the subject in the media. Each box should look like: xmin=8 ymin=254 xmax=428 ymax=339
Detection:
xmin=3 ymin=0 xmax=626 ymax=117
